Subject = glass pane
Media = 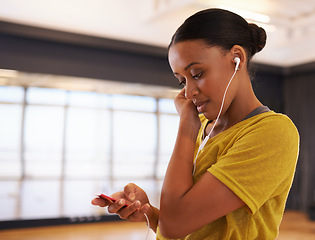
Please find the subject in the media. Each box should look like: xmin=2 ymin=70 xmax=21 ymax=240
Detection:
xmin=68 ymin=91 xmax=109 ymax=108
xmin=112 ymin=111 xmax=156 ymax=178
xmin=24 ymin=106 xmax=64 ymax=177
xmin=26 ymin=87 xmax=66 ymax=105
xmin=0 ymin=86 xmax=24 ymax=103
xmin=0 ymin=181 xmax=19 ymax=221
xmin=63 ymin=180 xmax=102 ymax=217
xmin=65 ymin=108 xmax=111 ymax=178
xmin=158 ymin=98 xmax=177 ymax=114
xmin=159 ymin=114 xmax=179 ymax=154
xmin=113 ymin=155 xmax=155 ymax=178
xmin=0 ymin=158 xmax=21 ymax=178
xmin=20 ymin=180 xmax=60 ymax=219
xmin=113 ymin=111 xmax=157 ymax=154
xmin=157 ymin=155 xmax=170 ymax=180
xmin=157 ymin=114 xmax=179 ymax=179
xmin=0 ymin=104 xmax=22 ymax=177
xmin=111 ymin=94 xmax=156 ymax=112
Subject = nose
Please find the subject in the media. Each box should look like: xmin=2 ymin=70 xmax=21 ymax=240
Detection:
xmin=185 ymin=80 xmax=199 ymax=99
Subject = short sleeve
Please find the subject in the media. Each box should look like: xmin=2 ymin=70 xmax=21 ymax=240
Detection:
xmin=208 ymin=114 xmax=299 ymax=214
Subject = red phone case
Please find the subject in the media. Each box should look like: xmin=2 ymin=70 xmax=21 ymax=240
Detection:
xmin=98 ymin=194 xmax=128 ymax=207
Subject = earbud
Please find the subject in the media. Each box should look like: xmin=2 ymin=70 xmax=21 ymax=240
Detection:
xmin=234 ymin=57 xmax=240 ymax=71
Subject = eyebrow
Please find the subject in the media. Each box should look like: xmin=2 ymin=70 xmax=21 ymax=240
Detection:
xmin=173 ymin=62 xmax=201 ymax=75
xmin=184 ymin=62 xmax=201 ymax=71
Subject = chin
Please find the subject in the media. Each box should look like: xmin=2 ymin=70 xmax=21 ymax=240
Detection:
xmin=205 ymin=109 xmax=224 ymax=121
xmin=200 ymin=112 xmax=213 ymax=121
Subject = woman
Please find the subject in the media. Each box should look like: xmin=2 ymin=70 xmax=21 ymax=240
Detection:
xmin=92 ymin=8 xmax=299 ymax=239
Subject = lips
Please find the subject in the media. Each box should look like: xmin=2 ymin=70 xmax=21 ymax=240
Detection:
xmin=194 ymin=100 xmax=208 ymax=113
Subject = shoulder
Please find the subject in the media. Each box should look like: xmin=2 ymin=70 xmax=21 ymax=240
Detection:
xmin=260 ymin=111 xmax=296 ymax=126
xmin=226 ymin=111 xmax=300 ymax=161
xmin=237 ymin=112 xmax=300 ymax=162
xmin=243 ymin=111 xmax=299 ymax=139
xmin=268 ymin=112 xmax=299 ymax=139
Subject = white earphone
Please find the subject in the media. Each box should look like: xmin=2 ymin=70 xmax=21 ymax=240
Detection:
xmin=234 ymin=57 xmax=240 ymax=71
xmin=192 ymin=57 xmax=240 ymax=175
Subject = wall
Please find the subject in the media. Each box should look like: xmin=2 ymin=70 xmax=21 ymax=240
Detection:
xmin=0 ymin=20 xmax=175 ymax=88
xmin=283 ymin=65 xmax=315 ymax=218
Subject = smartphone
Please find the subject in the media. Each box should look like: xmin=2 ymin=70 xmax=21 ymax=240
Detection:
xmin=98 ymin=194 xmax=128 ymax=208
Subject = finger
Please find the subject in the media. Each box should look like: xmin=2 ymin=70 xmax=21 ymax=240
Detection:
xmin=91 ymin=197 xmax=111 ymax=207
xmin=179 ymin=87 xmax=186 ymax=95
xmin=175 ymin=88 xmax=185 ymax=98
xmin=140 ymin=203 xmax=151 ymax=215
xmin=117 ymin=200 xmax=142 ymax=220
xmin=128 ymin=203 xmax=151 ymax=222
xmin=124 ymin=183 xmax=137 ymax=202
xmin=111 ymin=191 xmax=125 ymax=200
xmin=107 ymin=198 xmax=127 ymax=214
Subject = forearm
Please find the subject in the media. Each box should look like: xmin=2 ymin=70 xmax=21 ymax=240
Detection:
xmin=161 ymin=117 xmax=200 ymax=203
xmin=158 ymin=118 xmax=200 ymax=237
xmin=163 ymin=122 xmax=198 ymax=197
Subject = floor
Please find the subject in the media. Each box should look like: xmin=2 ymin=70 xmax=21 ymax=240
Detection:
xmin=277 ymin=210 xmax=315 ymax=239
xmin=0 ymin=211 xmax=314 ymax=240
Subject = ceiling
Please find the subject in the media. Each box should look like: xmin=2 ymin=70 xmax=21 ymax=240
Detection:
xmin=1 ymin=0 xmax=315 ymax=67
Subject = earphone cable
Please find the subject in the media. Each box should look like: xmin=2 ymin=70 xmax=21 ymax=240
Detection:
xmin=144 ymin=213 xmax=150 ymax=240
xmin=192 ymin=67 xmax=238 ymax=175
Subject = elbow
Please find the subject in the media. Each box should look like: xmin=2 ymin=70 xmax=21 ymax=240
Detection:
xmin=159 ymin=206 xmax=189 ymax=239
xmin=159 ymin=220 xmax=187 ymax=239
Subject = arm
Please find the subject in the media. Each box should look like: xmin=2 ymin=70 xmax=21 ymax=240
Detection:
xmin=91 ymin=183 xmax=159 ymax=232
xmin=159 ymin=89 xmax=244 ymax=238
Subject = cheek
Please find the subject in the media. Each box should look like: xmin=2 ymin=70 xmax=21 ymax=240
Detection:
xmin=200 ymin=75 xmax=225 ymax=98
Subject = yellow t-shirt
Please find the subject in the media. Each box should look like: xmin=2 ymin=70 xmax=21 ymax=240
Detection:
xmin=156 ymin=111 xmax=299 ymax=240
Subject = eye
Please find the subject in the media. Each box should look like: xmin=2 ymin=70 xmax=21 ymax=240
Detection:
xmin=179 ymin=80 xmax=186 ymax=86
xmin=176 ymin=76 xmax=186 ymax=86
xmin=192 ymin=72 xmax=203 ymax=80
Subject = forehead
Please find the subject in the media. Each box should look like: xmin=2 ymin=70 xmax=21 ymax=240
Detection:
xmin=168 ymin=40 xmax=224 ymax=70
xmin=168 ymin=40 xmax=208 ymax=60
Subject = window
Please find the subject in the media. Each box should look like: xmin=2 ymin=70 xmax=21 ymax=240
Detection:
xmin=0 ymin=181 xmax=20 ymax=220
xmin=65 ymin=106 xmax=111 ymax=178
xmin=113 ymin=111 xmax=157 ymax=178
xmin=24 ymin=105 xmax=65 ymax=178
xmin=0 ymin=86 xmax=24 ymax=103
xmin=20 ymin=180 xmax=60 ymax=219
xmin=0 ymin=78 xmax=179 ymax=221
xmin=0 ymin=104 xmax=23 ymax=178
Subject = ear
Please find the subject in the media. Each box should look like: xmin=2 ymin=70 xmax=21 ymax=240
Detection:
xmin=230 ymin=45 xmax=247 ymax=71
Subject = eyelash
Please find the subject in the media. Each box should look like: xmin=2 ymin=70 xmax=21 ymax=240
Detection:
xmin=177 ymin=72 xmax=203 ymax=86
xmin=193 ymin=72 xmax=203 ymax=80
xmin=179 ymin=80 xmax=186 ymax=86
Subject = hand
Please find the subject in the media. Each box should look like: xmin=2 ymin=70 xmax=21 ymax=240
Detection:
xmin=91 ymin=183 xmax=159 ymax=230
xmin=174 ymin=88 xmax=201 ymax=132
xmin=174 ymin=88 xmax=198 ymax=117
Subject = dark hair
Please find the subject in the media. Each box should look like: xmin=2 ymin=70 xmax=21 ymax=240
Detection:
xmin=169 ymin=8 xmax=267 ymax=62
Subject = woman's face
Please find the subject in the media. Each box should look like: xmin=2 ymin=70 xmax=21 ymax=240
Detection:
xmin=168 ymin=40 xmax=237 ymax=120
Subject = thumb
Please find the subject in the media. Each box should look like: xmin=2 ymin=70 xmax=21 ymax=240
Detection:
xmin=140 ymin=203 xmax=151 ymax=216
xmin=124 ymin=183 xmax=137 ymax=202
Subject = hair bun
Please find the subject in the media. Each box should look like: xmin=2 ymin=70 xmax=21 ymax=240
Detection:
xmin=248 ymin=23 xmax=267 ymax=55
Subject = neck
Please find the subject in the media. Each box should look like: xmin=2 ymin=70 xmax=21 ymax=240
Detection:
xmin=206 ymin=74 xmax=262 ymax=137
